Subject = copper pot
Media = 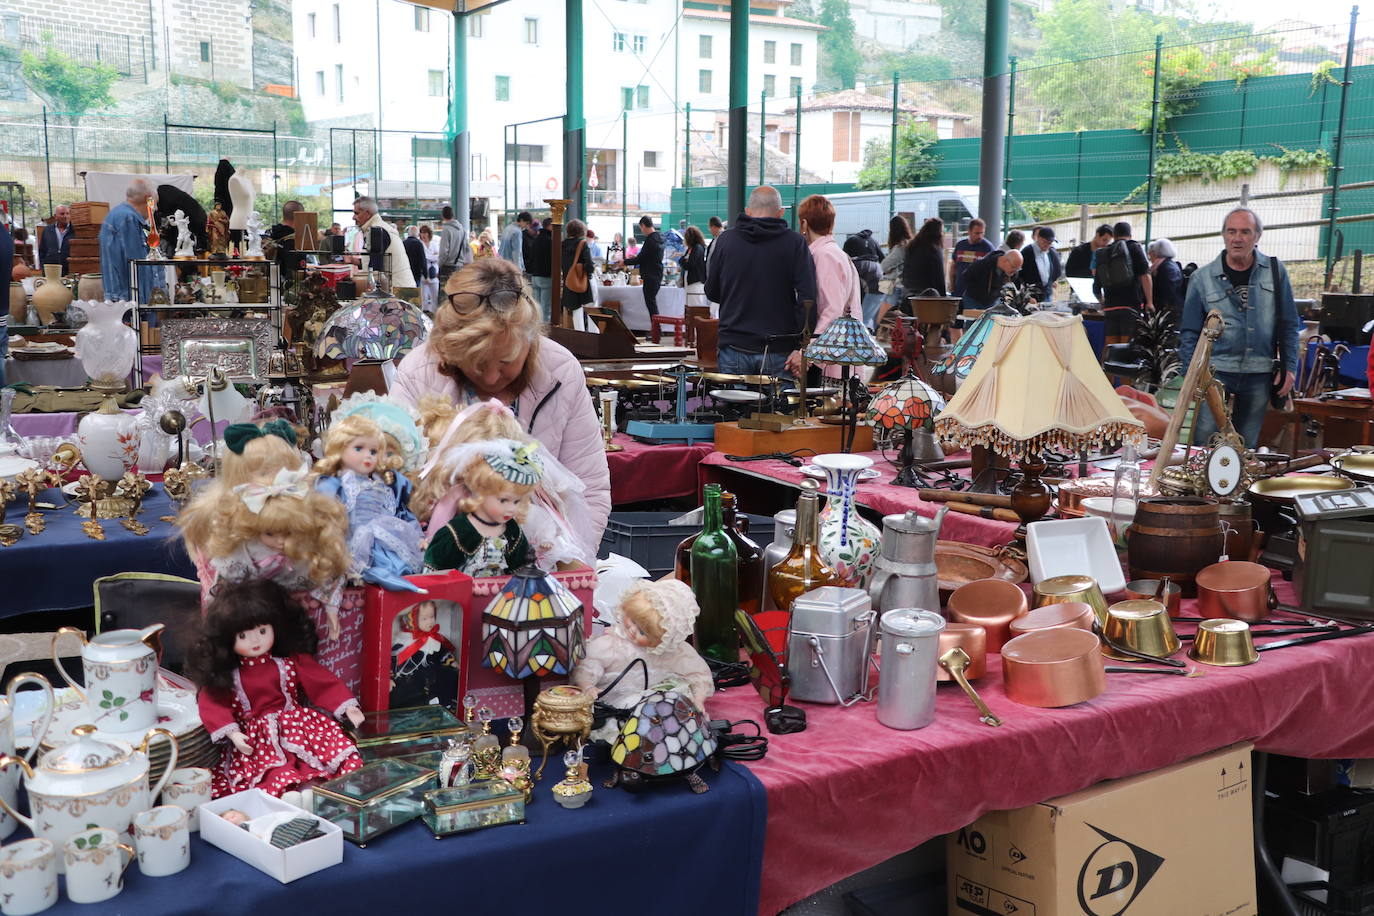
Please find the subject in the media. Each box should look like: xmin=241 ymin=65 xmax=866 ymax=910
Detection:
xmin=947 ymin=578 xmax=1029 ymax=652
xmin=1001 ymin=628 xmax=1107 ymax=708
xmin=1195 ymin=561 xmax=1275 ymax=622
xmin=936 ymin=623 xmax=987 ymax=682
xmin=1009 ymin=602 xmax=1096 ymax=637
xmin=1124 ymin=578 xmax=1182 ymax=617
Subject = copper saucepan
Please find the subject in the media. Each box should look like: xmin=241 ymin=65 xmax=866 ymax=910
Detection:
xmin=1195 ymin=561 xmax=1276 ymax=622
xmin=936 ymin=623 xmax=988 ymax=682
xmin=1001 ymin=628 xmax=1107 ymax=708
xmin=1009 ymin=602 xmax=1096 ymax=637
xmin=947 ymin=578 xmax=1028 ymax=652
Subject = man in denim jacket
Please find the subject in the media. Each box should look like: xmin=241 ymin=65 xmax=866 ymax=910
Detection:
xmin=1178 ymin=207 xmax=1299 ymax=447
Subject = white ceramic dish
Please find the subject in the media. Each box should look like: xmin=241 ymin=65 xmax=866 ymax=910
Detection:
xmin=0 ymin=456 xmax=38 ymax=481
xmin=800 ymin=465 xmax=881 ymax=482
xmin=37 ymin=685 xmax=201 ymax=747
xmin=1025 ymin=516 xmax=1126 ymax=593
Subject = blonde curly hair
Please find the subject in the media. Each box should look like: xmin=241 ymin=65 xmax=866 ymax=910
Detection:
xmin=220 ymin=427 xmax=306 ymax=488
xmin=435 ymin=260 xmax=543 ymax=395
xmin=314 ymin=414 xmax=386 ymax=477
xmin=411 ymin=395 xmax=527 ymax=523
xmin=456 ymin=455 xmax=536 ymax=522
xmin=178 ymin=488 xmax=351 ymax=585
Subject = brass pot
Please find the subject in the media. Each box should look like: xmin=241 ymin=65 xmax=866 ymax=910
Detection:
xmin=1188 ymin=618 xmax=1259 ymax=666
xmin=1033 ymin=574 xmax=1109 ymax=627
xmin=1102 ymin=599 xmax=1181 ymax=660
xmin=1001 ymin=628 xmax=1107 ymax=708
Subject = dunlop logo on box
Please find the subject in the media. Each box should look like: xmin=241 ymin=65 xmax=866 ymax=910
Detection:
xmin=1075 ymin=825 xmax=1164 ymax=916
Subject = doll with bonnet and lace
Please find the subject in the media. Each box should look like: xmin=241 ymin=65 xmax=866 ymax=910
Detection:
xmin=422 ymin=438 xmax=537 ymax=577
xmin=571 ymin=579 xmax=714 ymax=723
xmin=415 ymin=397 xmax=590 ymax=570
xmin=313 ymin=394 xmax=428 ymax=593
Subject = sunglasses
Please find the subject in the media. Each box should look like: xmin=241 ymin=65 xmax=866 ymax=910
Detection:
xmin=446 ymin=287 xmax=526 ymax=312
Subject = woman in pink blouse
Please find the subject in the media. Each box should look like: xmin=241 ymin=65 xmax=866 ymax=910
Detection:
xmin=793 ymin=195 xmax=861 ymax=379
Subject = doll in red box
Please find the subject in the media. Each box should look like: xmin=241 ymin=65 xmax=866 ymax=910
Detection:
xmin=188 ymin=579 xmax=365 ymax=800
xmin=389 ymin=599 xmax=459 ymax=708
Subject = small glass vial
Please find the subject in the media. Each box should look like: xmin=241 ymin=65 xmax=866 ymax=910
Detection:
xmin=551 ymin=748 xmax=593 ymax=809
xmin=472 ymin=707 xmax=501 ymax=781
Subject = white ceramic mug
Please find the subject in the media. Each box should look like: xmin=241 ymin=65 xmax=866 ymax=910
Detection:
xmin=133 ymin=805 xmax=190 ymax=878
xmin=0 ymin=838 xmax=57 ymax=916
xmin=62 ymin=828 xmax=133 ymax=905
xmin=160 ymin=767 xmax=212 ymax=832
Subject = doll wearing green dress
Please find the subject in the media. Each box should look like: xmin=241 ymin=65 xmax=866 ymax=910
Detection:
xmin=423 ymin=438 xmax=541 ymax=577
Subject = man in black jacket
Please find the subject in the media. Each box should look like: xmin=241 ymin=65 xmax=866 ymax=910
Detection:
xmin=622 ymin=215 xmax=664 ymax=317
xmin=402 ymin=227 xmax=428 ymax=293
xmin=705 ymin=185 xmax=817 ymax=377
xmin=962 ymin=249 xmax=1024 ymax=309
xmin=1019 ymin=226 xmax=1063 ymax=303
xmin=527 ymin=218 xmax=554 ymax=322
xmin=842 ymin=228 xmax=882 ymax=262
xmin=37 ymin=205 xmax=71 ymax=275
xmin=1065 ymin=224 xmax=1113 ymax=279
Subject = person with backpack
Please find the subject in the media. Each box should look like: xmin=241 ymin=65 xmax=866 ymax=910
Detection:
xmin=844 ymin=228 xmax=884 ymax=329
xmin=1094 ymin=221 xmax=1152 ymax=347
xmin=1178 ymin=207 xmax=1299 ymax=448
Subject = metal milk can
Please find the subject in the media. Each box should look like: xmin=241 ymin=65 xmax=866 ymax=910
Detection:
xmin=868 ymin=507 xmax=947 ymax=616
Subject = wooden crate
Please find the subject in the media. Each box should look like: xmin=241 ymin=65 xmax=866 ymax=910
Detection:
xmin=70 ymin=239 xmax=100 ymax=258
xmin=714 ymin=419 xmax=874 ymax=456
xmin=71 ymin=224 xmax=100 ymax=240
xmin=69 ymin=201 xmax=109 ymax=225
xmin=67 ymin=257 xmax=102 ymax=275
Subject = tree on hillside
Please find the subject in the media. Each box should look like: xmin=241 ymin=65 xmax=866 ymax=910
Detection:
xmin=855 ymin=120 xmax=940 ymax=190
xmin=816 ymin=0 xmax=862 ymax=90
xmin=20 ymin=44 xmax=116 ymax=126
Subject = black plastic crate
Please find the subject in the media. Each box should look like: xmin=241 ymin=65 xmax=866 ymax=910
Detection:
xmin=1266 ymin=788 xmax=1374 ymax=889
xmin=599 ymin=510 xmax=777 ymax=577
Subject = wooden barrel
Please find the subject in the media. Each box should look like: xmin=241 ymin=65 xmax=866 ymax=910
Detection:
xmin=1126 ymin=497 xmax=1225 ymax=597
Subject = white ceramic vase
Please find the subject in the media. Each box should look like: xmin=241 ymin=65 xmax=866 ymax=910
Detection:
xmin=814 ymin=453 xmax=882 ymax=589
xmin=76 ymin=397 xmax=141 ymax=480
xmin=72 ymin=300 xmax=138 ymax=390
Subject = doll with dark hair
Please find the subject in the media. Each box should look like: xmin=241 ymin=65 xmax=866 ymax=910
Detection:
xmin=187 ymin=579 xmax=365 ymax=799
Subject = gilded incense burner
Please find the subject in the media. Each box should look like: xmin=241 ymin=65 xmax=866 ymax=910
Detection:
xmin=530 ymin=685 xmax=594 ymax=780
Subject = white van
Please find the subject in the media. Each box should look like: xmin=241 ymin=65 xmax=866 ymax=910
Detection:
xmin=825 ymin=186 xmax=1026 ymax=243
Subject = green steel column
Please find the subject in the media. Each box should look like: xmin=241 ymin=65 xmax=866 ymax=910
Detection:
xmin=684 ymin=102 xmax=692 ymax=226
xmin=727 ymin=0 xmax=749 ymax=217
xmin=1325 ymin=5 xmax=1359 ymax=281
xmin=42 ymin=107 xmax=52 ymax=215
xmin=793 ymin=85 xmax=801 ymax=229
xmin=1144 ymin=35 xmax=1163 ymax=242
xmin=451 ymin=10 xmax=470 ymax=229
xmin=564 ymin=0 xmax=586 ymax=221
xmin=622 ymin=111 xmax=628 ymax=246
xmin=888 ymin=73 xmax=898 ymax=217
xmin=759 ymin=90 xmax=766 ymax=189
xmin=978 ymin=0 xmax=1009 ymax=240
xmin=1003 ymin=57 xmax=1016 ymax=230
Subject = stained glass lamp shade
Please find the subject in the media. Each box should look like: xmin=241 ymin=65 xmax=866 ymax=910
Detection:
xmin=865 ymin=374 xmax=946 ymax=484
xmin=481 ymin=566 xmax=586 ymax=680
xmin=803 ymin=302 xmax=888 ymax=453
xmin=932 ymin=302 xmax=1018 ymax=396
xmin=315 ymin=293 xmax=428 ymax=361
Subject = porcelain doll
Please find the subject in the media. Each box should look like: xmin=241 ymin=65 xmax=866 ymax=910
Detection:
xmin=421 ymin=437 xmax=538 ymax=577
xmin=314 ymin=411 xmax=426 ymax=593
xmin=416 ymin=396 xmax=590 ymax=570
xmin=330 ymin=391 xmax=425 ymax=525
xmin=178 ymin=466 xmax=352 ymax=639
xmin=219 ymin=418 xmax=310 ymax=487
xmin=187 ymin=579 xmax=365 ymax=799
xmin=389 ymin=600 xmax=459 ymax=709
xmin=571 ymin=579 xmax=714 ymax=713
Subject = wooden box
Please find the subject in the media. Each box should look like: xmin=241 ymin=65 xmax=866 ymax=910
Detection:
xmin=71 ymin=224 xmax=100 ymax=240
xmin=69 ymin=201 xmax=109 ymax=225
xmin=714 ymin=419 xmax=874 ymax=456
xmin=70 ymin=239 xmax=100 ymax=258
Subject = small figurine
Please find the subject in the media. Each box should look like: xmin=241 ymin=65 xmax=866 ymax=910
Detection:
xmin=187 ymin=579 xmax=365 ymax=799
xmin=388 ymin=600 xmax=458 ymax=709
xmin=571 ymin=579 xmax=714 ymax=715
xmin=172 ymin=209 xmax=196 ymax=259
xmin=178 ymin=466 xmax=352 ymax=639
xmin=219 ymin=809 xmax=327 ymax=848
xmin=208 ymin=202 xmax=230 ymax=258
xmin=415 ymin=397 xmax=592 ymax=570
xmin=421 ymin=437 xmax=538 ymax=577
xmin=244 ymin=211 xmax=265 ymax=259
xmin=314 ymin=411 xmax=426 ymax=593
xmin=551 ymin=747 xmax=593 ymax=809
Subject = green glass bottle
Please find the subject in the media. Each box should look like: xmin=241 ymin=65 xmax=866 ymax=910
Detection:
xmin=675 ymin=491 xmax=763 ymax=618
xmin=690 ymin=484 xmax=740 ymax=662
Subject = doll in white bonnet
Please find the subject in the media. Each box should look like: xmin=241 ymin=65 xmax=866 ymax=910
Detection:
xmin=571 ymin=579 xmax=714 ymax=711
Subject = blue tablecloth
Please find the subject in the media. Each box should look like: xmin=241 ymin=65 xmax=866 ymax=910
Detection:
xmin=41 ymin=760 xmax=766 ymax=916
xmin=0 ymin=485 xmax=194 ymax=617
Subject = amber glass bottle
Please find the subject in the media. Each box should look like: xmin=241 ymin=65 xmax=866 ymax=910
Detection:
xmin=766 ymin=480 xmax=839 ymax=615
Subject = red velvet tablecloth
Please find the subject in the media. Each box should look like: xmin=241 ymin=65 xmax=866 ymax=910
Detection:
xmin=607 ymin=433 xmax=715 ymax=506
xmin=698 ymin=449 xmax=1019 ymax=548
xmin=708 ymin=574 xmax=1374 ymax=915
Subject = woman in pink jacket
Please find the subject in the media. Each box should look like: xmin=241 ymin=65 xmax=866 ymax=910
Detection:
xmin=792 ymin=194 xmax=862 ymax=380
xmin=391 ymin=259 xmax=610 ymax=559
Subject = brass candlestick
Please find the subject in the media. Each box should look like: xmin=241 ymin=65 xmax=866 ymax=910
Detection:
xmin=73 ymin=475 xmax=109 ymax=540
xmin=117 ymin=471 xmax=152 ymax=535
xmin=598 ymin=389 xmax=623 ymax=452
xmin=14 ymin=468 xmax=56 ymax=535
xmin=0 ymin=480 xmax=20 ymax=546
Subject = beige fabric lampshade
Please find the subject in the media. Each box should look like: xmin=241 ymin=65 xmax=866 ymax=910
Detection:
xmin=933 ymin=312 xmax=1145 ymax=459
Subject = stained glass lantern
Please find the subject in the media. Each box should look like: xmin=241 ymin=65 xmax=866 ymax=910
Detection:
xmin=932 ymin=302 xmax=1018 ymax=397
xmin=315 ymin=284 xmax=429 ymax=362
xmin=481 ymin=565 xmax=586 ymax=680
xmin=865 ymin=373 xmax=946 ymax=485
xmin=803 ymin=302 xmax=888 ymax=453
xmin=610 ymin=689 xmax=717 ymax=781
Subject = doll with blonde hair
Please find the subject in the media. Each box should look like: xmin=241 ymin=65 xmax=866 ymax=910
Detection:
xmin=423 ymin=437 xmax=537 ymax=576
xmin=572 ymin=579 xmax=713 ymax=712
xmin=417 ymin=397 xmax=590 ymax=569
xmin=219 ymin=419 xmax=309 ymax=487
xmin=178 ymin=467 xmax=352 ymax=639
xmin=314 ymin=399 xmax=427 ymax=593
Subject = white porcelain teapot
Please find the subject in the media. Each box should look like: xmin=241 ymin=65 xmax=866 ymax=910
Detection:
xmin=0 ymin=673 xmax=55 ymax=840
xmin=52 ymin=624 xmax=163 ymax=734
xmin=0 ymin=724 xmax=177 ymax=873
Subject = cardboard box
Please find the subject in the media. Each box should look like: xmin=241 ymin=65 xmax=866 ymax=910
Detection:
xmin=200 ymin=789 xmax=343 ymax=883
xmin=947 ymin=743 xmax=1256 ymax=916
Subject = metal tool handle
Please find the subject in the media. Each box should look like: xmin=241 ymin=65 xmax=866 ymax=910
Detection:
xmin=941 ymin=660 xmax=1003 ymax=727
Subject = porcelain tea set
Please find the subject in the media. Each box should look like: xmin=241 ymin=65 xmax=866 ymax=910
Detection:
xmin=0 ymin=625 xmax=180 ymax=879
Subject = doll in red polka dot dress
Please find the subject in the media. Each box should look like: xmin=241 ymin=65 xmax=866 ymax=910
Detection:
xmin=187 ymin=579 xmax=366 ymax=799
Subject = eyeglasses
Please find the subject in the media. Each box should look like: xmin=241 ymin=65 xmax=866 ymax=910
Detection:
xmin=446 ymin=287 xmax=525 ymax=313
